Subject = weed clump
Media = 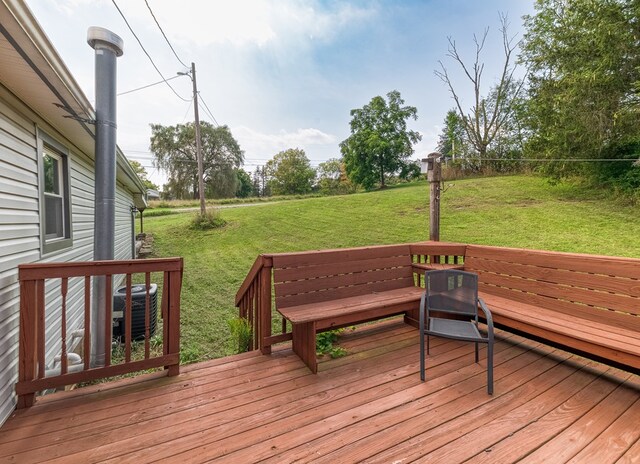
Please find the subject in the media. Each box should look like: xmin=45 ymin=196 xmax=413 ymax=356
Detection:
xmin=190 ymin=209 xmax=226 ymax=230
xmin=228 ymin=317 xmax=253 ymax=353
xmin=316 ymin=330 xmax=347 ymax=358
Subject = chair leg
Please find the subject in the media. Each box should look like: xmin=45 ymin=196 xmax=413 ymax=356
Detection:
xmin=426 ymin=334 xmax=430 ymax=355
xmin=487 ymin=341 xmax=494 ymax=395
xmin=475 ymin=342 xmax=479 ymax=363
xmin=420 ymin=328 xmax=425 ymax=381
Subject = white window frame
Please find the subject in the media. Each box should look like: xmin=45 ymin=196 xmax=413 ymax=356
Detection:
xmin=37 ymin=129 xmax=72 ymax=255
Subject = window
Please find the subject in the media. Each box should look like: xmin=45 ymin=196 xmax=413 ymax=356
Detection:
xmin=38 ymin=131 xmax=72 ymax=254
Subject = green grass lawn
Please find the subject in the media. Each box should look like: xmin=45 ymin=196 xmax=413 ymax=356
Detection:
xmin=144 ymin=174 xmax=640 ymax=362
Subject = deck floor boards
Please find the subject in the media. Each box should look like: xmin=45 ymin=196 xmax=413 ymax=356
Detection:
xmin=1 ymin=318 xmax=638 ymax=463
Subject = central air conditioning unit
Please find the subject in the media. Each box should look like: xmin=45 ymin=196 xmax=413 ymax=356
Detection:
xmin=112 ymin=283 xmax=158 ymax=341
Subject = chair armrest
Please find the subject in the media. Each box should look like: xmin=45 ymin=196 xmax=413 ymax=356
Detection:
xmin=478 ymin=297 xmax=494 ymax=341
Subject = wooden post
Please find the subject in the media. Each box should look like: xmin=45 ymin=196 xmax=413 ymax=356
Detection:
xmin=166 ymin=267 xmax=182 ymax=376
xmin=427 ymin=152 xmax=442 ymax=242
xmin=259 ymin=260 xmax=272 ymax=355
xmin=17 ymin=279 xmax=37 ymax=408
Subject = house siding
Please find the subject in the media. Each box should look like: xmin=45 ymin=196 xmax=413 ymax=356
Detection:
xmin=0 ymin=86 xmax=138 ymax=425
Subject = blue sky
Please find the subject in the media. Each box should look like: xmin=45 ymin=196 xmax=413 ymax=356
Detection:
xmin=27 ymin=0 xmax=534 ymax=185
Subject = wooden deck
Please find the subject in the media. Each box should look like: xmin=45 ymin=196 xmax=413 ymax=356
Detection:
xmin=1 ymin=318 xmax=639 ymax=463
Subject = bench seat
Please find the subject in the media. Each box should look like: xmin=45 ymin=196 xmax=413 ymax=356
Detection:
xmin=272 ymin=244 xmax=421 ymax=373
xmin=480 ymin=292 xmax=640 ymax=369
xmin=278 ymin=287 xmax=424 ymax=328
xmin=278 ymin=287 xmax=423 ymax=373
xmin=465 ymin=244 xmax=640 ymax=372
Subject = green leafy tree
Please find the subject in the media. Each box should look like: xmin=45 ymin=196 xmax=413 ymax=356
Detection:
xmin=521 ymin=0 xmax=640 ymax=186
xmin=317 ymin=158 xmax=355 ymax=194
xmin=340 ymin=90 xmax=421 ymax=189
xmin=265 ymin=148 xmax=316 ymax=195
xmin=150 ymin=122 xmax=244 ymax=199
xmin=437 ymin=110 xmax=467 ymax=160
xmin=128 ymin=160 xmax=159 ymax=191
xmin=235 ymin=169 xmax=254 ymax=198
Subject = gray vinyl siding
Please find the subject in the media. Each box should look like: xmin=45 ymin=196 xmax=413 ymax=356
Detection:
xmin=0 ymin=93 xmax=40 ymax=424
xmin=0 ymin=87 xmax=138 ymax=426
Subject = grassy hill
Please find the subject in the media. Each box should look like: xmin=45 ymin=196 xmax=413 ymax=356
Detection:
xmin=145 ymin=175 xmax=640 ymax=361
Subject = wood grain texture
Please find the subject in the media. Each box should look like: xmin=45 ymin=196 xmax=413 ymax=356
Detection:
xmin=4 ymin=321 xmax=637 ymax=463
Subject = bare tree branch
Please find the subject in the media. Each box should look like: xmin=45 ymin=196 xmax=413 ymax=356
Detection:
xmin=435 ymin=13 xmax=526 ymax=159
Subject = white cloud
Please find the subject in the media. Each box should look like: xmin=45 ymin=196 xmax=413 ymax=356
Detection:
xmin=233 ymin=125 xmax=336 ymax=159
xmin=85 ymin=0 xmax=377 ymax=49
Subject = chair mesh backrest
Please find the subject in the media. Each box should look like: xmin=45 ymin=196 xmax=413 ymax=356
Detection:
xmin=426 ymin=270 xmax=478 ymax=317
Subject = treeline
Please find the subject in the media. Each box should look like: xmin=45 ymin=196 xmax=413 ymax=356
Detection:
xmin=140 ymin=0 xmax=640 ymax=201
xmin=147 ymin=89 xmax=422 ymax=200
xmin=436 ymin=0 xmax=640 ymax=195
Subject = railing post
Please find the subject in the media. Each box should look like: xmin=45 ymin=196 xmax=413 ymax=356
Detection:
xmin=17 ymin=279 xmax=37 ymax=408
xmin=259 ymin=259 xmax=272 ymax=355
xmin=166 ymin=267 xmax=182 ymax=376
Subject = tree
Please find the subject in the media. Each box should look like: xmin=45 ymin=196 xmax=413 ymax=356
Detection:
xmin=521 ymin=0 xmax=640 ymax=187
xmin=435 ymin=14 xmax=525 ymax=161
xmin=437 ymin=110 xmax=467 ymax=160
xmin=265 ymin=148 xmax=316 ymax=195
xmin=150 ymin=122 xmax=244 ymax=200
xmin=235 ymin=169 xmax=254 ymax=198
xmin=340 ymin=90 xmax=421 ymax=189
xmin=128 ymin=160 xmax=159 ymax=191
xmin=317 ymin=158 xmax=355 ymax=194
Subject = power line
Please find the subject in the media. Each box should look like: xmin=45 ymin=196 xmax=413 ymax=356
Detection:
xmin=454 ymin=158 xmax=639 ymax=162
xmin=143 ymin=0 xmax=189 ymax=69
xmin=110 ymin=0 xmax=190 ymax=102
xmin=117 ymin=74 xmax=181 ymax=96
xmin=182 ymin=97 xmax=194 ymax=124
xmin=198 ymin=93 xmax=220 ymax=126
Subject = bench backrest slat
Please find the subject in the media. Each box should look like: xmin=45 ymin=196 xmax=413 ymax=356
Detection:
xmin=273 ymin=245 xmax=413 ymax=309
xmin=465 ymin=245 xmax=640 ymax=330
xmin=468 ymin=245 xmax=640 ymax=280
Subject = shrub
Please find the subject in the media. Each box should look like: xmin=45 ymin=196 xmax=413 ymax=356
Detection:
xmin=190 ymin=209 xmax=226 ymax=230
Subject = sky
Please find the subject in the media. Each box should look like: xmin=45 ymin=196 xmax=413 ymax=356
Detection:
xmin=26 ymin=0 xmax=535 ymax=187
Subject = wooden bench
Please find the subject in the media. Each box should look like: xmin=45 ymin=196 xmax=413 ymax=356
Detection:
xmin=272 ymin=245 xmax=423 ymax=373
xmin=464 ymin=245 xmax=640 ymax=371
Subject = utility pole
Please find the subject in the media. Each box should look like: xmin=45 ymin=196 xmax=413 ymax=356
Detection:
xmin=190 ymin=62 xmax=206 ymax=215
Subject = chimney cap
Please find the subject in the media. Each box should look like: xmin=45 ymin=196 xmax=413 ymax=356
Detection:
xmin=87 ymin=27 xmax=123 ymax=56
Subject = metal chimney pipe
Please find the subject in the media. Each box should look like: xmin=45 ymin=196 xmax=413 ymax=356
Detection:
xmin=87 ymin=27 xmax=123 ymax=367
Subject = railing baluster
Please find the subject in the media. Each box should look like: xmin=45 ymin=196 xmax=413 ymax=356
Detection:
xmin=105 ymin=275 xmax=112 ymax=367
xmin=84 ymin=276 xmax=91 ymax=371
xmin=60 ymin=277 xmax=68 ymax=376
xmin=125 ymin=274 xmax=132 ymax=363
xmin=144 ymin=272 xmax=151 ymax=359
xmin=37 ymin=279 xmax=45 ymax=379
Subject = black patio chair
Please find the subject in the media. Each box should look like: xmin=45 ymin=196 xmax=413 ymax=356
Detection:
xmin=419 ymin=269 xmax=494 ymax=394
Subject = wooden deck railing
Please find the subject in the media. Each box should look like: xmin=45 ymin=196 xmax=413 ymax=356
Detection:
xmin=17 ymin=257 xmax=183 ymax=408
xmin=410 ymin=242 xmax=467 ymax=287
xmin=235 ymin=254 xmax=290 ymax=354
xmin=236 ymin=242 xmax=467 ymax=353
